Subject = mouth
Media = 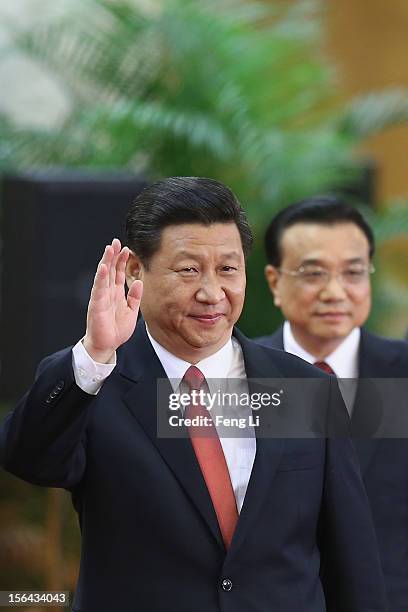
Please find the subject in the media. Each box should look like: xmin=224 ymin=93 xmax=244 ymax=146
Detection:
xmin=188 ymin=313 xmax=226 ymax=325
xmin=315 ymin=312 xmax=349 ymax=321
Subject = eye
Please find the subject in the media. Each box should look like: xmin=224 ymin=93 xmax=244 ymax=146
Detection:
xmin=221 ymin=266 xmax=237 ymax=273
xmin=178 ymin=267 xmax=198 ymax=274
xmin=342 ymin=268 xmax=366 ymax=282
xmin=344 ymin=268 xmax=365 ymax=277
xmin=302 ymin=269 xmax=325 ymax=279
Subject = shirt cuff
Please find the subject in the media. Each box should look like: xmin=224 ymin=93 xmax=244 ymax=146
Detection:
xmin=72 ymin=339 xmax=117 ymax=395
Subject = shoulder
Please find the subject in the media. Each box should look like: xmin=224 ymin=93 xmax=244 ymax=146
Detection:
xmin=360 ymin=329 xmax=408 ymax=363
xmin=264 ymin=344 xmax=327 ymax=377
xmin=236 ymin=330 xmax=328 ymax=379
xmin=358 ymin=328 xmax=408 ymax=377
xmin=253 ymin=327 xmax=283 ymax=349
xmin=255 ymin=334 xmax=277 ymax=347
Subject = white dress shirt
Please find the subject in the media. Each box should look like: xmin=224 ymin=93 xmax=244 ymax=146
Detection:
xmin=283 ymin=321 xmax=360 ymax=414
xmin=72 ymin=325 xmax=256 ymax=513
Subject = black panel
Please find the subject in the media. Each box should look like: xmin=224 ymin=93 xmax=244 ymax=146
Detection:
xmin=0 ymin=171 xmax=148 ymax=400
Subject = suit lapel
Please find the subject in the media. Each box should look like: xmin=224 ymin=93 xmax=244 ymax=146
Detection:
xmin=259 ymin=326 xmax=403 ymax=476
xmin=118 ymin=322 xmax=224 ymax=549
xmin=352 ymin=330 xmax=391 ymax=474
xmin=228 ymin=330 xmax=284 ymax=555
xmin=267 ymin=326 xmax=384 ymax=475
xmin=258 ymin=327 xmax=284 ymax=350
xmin=358 ymin=328 xmax=404 ymax=378
xmin=118 ymin=324 xmax=287 ymax=554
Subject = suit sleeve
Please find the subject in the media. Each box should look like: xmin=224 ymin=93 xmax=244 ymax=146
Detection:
xmin=0 ymin=348 xmax=95 ymax=489
xmin=319 ymin=381 xmax=388 ymax=612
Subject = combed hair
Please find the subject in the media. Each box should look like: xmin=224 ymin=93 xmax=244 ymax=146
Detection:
xmin=264 ymin=195 xmax=375 ymax=266
xmin=125 ymin=176 xmax=253 ymax=267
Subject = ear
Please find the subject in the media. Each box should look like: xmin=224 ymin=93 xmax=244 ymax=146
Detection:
xmin=125 ymin=251 xmax=144 ymax=290
xmin=264 ymin=264 xmax=281 ymax=307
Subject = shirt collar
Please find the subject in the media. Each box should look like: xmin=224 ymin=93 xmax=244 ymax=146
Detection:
xmin=145 ymin=323 xmax=234 ymax=391
xmin=283 ymin=321 xmax=360 ymax=378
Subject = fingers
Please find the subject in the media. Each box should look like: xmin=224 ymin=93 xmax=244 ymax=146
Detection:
xmin=92 ymin=239 xmax=132 ymax=297
xmin=112 ymin=238 xmax=121 ymax=253
xmin=92 ymin=261 xmax=108 ymax=291
xmin=93 ymin=238 xmax=122 ymax=285
xmin=92 ymin=245 xmax=112 ymax=295
xmin=127 ymin=279 xmax=143 ymax=312
xmin=115 ymin=246 xmax=129 ymax=286
xmin=109 ymin=239 xmax=121 ymax=286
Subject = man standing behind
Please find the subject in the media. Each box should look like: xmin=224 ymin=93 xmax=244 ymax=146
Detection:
xmin=1 ymin=180 xmax=386 ymax=612
xmin=257 ymin=195 xmax=408 ymax=612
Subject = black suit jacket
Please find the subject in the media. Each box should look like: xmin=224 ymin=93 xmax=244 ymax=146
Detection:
xmin=256 ymin=325 xmax=408 ymax=612
xmin=1 ymin=322 xmax=387 ymax=612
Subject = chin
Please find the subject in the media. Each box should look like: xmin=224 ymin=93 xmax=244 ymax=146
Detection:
xmin=316 ymin=325 xmax=352 ymax=340
xmin=185 ymin=328 xmax=228 ymax=349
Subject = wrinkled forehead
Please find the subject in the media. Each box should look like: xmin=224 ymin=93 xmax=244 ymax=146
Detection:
xmin=158 ymin=222 xmax=245 ymax=259
xmin=280 ymin=222 xmax=371 ymax=266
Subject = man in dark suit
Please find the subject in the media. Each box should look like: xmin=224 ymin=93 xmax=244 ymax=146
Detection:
xmin=1 ymin=179 xmax=387 ymax=612
xmin=256 ymin=195 xmax=408 ymax=611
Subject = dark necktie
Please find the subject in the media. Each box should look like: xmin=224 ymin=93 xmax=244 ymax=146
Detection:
xmin=183 ymin=365 xmax=238 ymax=548
xmin=314 ymin=361 xmax=336 ymax=376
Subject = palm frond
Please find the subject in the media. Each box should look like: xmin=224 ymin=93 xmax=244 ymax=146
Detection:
xmin=362 ymin=200 xmax=408 ymax=243
xmin=340 ymin=89 xmax=408 ymax=138
xmin=1 ymin=0 xmax=407 ymax=222
xmin=1 ymin=0 xmax=408 ymax=337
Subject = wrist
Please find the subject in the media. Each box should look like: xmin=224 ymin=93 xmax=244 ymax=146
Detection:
xmin=82 ymin=336 xmax=115 ymax=364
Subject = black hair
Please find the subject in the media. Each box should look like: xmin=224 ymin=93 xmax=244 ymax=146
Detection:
xmin=264 ymin=195 xmax=375 ymax=266
xmin=125 ymin=176 xmax=253 ymax=266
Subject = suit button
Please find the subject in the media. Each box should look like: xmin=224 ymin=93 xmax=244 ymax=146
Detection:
xmin=221 ymin=578 xmax=233 ymax=592
xmin=56 ymin=380 xmax=65 ymax=391
xmin=50 ymin=391 xmax=57 ymax=398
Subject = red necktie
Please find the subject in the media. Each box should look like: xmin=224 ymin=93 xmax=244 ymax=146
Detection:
xmin=314 ymin=361 xmax=336 ymax=376
xmin=183 ymin=365 xmax=238 ymax=548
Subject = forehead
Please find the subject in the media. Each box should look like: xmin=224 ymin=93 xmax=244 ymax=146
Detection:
xmin=157 ymin=222 xmax=244 ymax=258
xmin=280 ymin=222 xmax=370 ymax=264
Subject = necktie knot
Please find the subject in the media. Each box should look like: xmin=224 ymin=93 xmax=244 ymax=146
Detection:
xmin=314 ymin=361 xmax=335 ymax=376
xmin=183 ymin=365 xmax=206 ymax=391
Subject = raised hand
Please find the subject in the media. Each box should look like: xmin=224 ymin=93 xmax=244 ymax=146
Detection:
xmin=83 ymin=238 xmax=143 ymax=363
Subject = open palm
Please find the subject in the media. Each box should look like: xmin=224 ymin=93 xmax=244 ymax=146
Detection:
xmin=83 ymin=238 xmax=143 ymax=363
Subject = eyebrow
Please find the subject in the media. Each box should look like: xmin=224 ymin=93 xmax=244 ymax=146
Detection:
xmin=299 ymin=256 xmax=368 ymax=267
xmin=173 ymin=250 xmax=242 ymax=261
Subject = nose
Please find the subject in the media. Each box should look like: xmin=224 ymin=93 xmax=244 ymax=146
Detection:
xmin=196 ymin=273 xmax=226 ymax=304
xmin=319 ymin=274 xmax=348 ymax=301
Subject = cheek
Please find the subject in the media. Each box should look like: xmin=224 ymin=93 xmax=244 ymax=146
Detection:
xmin=352 ymin=290 xmax=371 ymax=318
xmin=351 ymin=284 xmax=371 ymax=306
xmin=227 ymin=283 xmax=246 ymax=308
xmin=283 ymin=287 xmax=315 ymax=314
xmin=167 ymin=286 xmax=200 ymax=316
xmin=141 ymin=284 xmax=176 ymax=317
